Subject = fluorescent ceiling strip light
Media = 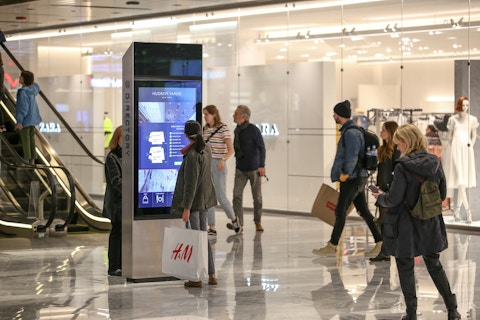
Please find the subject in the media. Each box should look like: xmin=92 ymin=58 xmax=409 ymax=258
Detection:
xmin=6 ymin=0 xmax=381 ymax=41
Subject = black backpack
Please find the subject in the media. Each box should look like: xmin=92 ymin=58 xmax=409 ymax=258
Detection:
xmin=342 ymin=126 xmax=380 ymax=172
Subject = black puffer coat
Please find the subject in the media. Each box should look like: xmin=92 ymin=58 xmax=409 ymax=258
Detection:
xmin=103 ymin=147 xmax=122 ymax=223
xmin=375 ymin=150 xmax=447 ymax=258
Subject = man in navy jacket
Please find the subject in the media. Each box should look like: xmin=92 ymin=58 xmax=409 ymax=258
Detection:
xmin=229 ymin=105 xmax=266 ymax=233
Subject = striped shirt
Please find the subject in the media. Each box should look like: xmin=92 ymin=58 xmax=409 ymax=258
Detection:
xmin=203 ymin=125 xmax=231 ymax=159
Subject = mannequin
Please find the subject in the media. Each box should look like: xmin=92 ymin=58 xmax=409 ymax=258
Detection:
xmin=447 ymin=97 xmax=478 ymax=223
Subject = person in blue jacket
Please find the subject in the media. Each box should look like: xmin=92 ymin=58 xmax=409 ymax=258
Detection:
xmin=16 ymin=70 xmax=42 ymax=164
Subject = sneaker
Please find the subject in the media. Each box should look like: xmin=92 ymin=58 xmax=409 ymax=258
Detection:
xmin=448 ymin=310 xmax=461 ymax=320
xmin=184 ymin=280 xmax=202 ymax=287
xmin=108 ymin=269 xmax=122 ymax=276
xmin=0 ymin=126 xmax=6 ymax=132
xmin=227 ymin=220 xmax=242 ymax=233
xmin=208 ymin=275 xmax=218 ymax=285
xmin=365 ymin=241 xmax=383 ymax=256
xmin=255 ymin=223 xmax=264 ymax=232
xmin=208 ymin=229 xmax=217 ymax=237
xmin=312 ymin=242 xmax=337 ymax=256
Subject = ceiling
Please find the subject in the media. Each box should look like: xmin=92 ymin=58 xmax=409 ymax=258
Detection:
xmin=1 ymin=0 xmax=296 ymax=33
xmin=1 ymin=0 xmax=479 ymax=64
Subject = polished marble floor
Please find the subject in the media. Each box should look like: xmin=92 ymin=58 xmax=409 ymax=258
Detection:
xmin=0 ymin=212 xmax=478 ymax=320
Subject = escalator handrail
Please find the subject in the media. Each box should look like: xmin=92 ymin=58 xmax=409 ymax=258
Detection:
xmin=0 ymin=41 xmax=104 ymax=166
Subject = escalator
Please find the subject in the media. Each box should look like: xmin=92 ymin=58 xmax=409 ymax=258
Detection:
xmin=0 ymin=41 xmax=111 ymax=237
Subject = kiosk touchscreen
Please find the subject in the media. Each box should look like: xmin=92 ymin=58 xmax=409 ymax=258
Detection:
xmin=135 ymin=81 xmax=201 ymax=219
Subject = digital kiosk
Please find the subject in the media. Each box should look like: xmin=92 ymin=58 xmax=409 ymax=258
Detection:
xmin=122 ymin=42 xmax=202 ymax=281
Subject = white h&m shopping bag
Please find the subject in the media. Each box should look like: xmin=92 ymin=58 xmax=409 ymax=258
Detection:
xmin=161 ymin=227 xmax=208 ymax=281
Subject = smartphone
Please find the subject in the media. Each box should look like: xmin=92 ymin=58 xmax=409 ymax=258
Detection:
xmin=368 ymin=185 xmax=379 ymax=193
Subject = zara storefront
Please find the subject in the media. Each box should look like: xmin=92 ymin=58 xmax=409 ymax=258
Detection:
xmin=2 ymin=0 xmax=480 ymax=226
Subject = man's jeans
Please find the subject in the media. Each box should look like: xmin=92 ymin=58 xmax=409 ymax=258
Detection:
xmin=232 ymin=169 xmax=262 ymax=226
xmin=330 ymin=177 xmax=382 ymax=245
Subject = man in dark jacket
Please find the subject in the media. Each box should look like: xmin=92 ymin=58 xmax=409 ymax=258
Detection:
xmin=230 ymin=105 xmax=266 ymax=232
xmin=313 ymin=100 xmax=382 ymax=256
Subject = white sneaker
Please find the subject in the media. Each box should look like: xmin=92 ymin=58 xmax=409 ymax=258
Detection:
xmin=227 ymin=218 xmax=241 ymax=234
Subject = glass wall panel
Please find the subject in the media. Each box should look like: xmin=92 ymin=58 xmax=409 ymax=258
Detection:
xmin=2 ymin=0 xmax=479 ymax=225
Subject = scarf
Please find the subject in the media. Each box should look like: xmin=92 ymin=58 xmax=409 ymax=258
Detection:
xmin=181 ymin=141 xmax=195 ymax=155
xmin=234 ymin=121 xmax=249 ymax=159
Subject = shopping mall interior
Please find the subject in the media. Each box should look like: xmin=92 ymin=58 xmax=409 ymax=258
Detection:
xmin=0 ymin=0 xmax=479 ymax=319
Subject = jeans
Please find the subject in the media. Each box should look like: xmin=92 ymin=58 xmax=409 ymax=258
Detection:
xmin=330 ymin=177 xmax=382 ymax=245
xmin=19 ymin=126 xmax=36 ymax=161
xmin=208 ymin=158 xmax=235 ymax=226
xmin=108 ymin=221 xmax=122 ymax=272
xmin=232 ymin=169 xmax=262 ymax=226
xmin=188 ymin=210 xmax=215 ymax=276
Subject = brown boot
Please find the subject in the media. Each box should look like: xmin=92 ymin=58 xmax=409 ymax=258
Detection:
xmin=184 ymin=281 xmax=202 ymax=287
xmin=255 ymin=223 xmax=264 ymax=232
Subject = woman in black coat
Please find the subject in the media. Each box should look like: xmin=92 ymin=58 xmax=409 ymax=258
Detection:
xmin=372 ymin=124 xmax=460 ymax=320
xmin=103 ymin=125 xmax=123 ymax=276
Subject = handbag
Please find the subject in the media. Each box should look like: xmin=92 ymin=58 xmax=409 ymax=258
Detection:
xmin=161 ymin=223 xmax=208 ymax=281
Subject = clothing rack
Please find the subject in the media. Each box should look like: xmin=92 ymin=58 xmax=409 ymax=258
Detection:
xmin=366 ymin=108 xmax=423 ymax=133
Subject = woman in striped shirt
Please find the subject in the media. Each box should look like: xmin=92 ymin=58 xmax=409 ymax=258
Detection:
xmin=203 ymin=105 xmax=241 ymax=235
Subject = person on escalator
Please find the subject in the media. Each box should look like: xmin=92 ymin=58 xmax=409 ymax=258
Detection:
xmin=15 ymin=70 xmax=42 ymax=164
xmin=103 ymin=125 xmax=123 ymax=277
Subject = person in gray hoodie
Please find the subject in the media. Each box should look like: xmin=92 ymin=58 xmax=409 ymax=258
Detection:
xmin=16 ymin=70 xmax=42 ymax=164
xmin=372 ymin=124 xmax=461 ymax=320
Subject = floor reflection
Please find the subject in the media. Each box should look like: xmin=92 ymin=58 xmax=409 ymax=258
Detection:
xmin=0 ymin=214 xmax=478 ymax=319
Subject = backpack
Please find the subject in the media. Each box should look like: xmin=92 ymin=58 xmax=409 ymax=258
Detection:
xmin=342 ymin=126 xmax=380 ymax=172
xmin=403 ymin=170 xmax=443 ymax=220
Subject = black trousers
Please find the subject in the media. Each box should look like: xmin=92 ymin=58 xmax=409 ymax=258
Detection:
xmin=108 ymin=221 xmax=122 ymax=272
xmin=330 ymin=177 xmax=382 ymax=245
xmin=396 ymin=253 xmax=456 ymax=312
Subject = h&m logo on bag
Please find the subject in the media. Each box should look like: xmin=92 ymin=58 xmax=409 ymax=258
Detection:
xmin=172 ymin=243 xmax=193 ymax=262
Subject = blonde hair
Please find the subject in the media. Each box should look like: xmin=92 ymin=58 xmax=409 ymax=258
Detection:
xmin=108 ymin=125 xmax=122 ymax=150
xmin=393 ymin=124 xmax=427 ymax=156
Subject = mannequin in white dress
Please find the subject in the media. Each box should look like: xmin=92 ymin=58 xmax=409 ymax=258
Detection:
xmin=447 ymin=97 xmax=478 ymax=223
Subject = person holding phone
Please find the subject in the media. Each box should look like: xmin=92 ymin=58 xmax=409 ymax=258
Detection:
xmin=370 ymin=121 xmax=400 ymax=262
xmin=372 ymin=124 xmax=460 ymax=320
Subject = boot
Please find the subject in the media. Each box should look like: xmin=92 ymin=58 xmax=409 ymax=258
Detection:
xmin=401 ymin=297 xmax=417 ymax=320
xmin=466 ymin=210 xmax=472 ymax=224
xmin=445 ymin=294 xmax=461 ymax=320
xmin=453 ymin=208 xmax=461 ymax=222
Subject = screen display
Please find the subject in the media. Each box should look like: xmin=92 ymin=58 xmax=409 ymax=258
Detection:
xmin=135 ymin=81 xmax=201 ymax=216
